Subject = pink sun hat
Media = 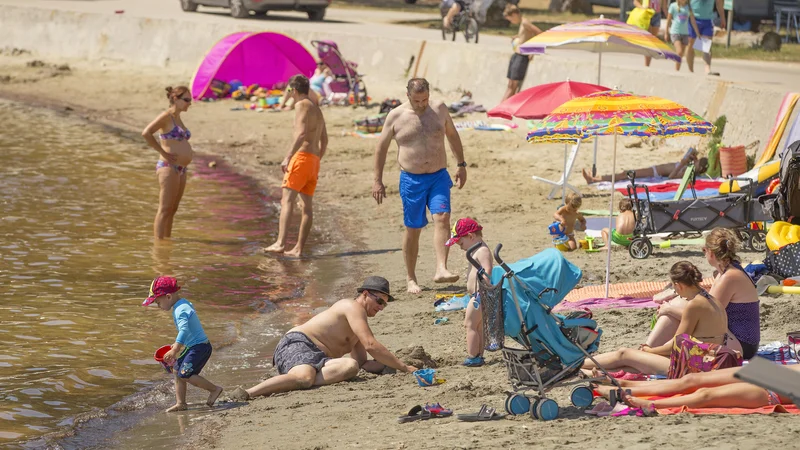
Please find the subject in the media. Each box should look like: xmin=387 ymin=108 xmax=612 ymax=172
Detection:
xmin=142 ymin=276 xmax=181 ymax=306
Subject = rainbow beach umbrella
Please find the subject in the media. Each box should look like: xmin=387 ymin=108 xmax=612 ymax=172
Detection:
xmin=519 ymin=17 xmax=680 ymax=82
xmin=527 ymin=90 xmax=713 ymax=296
xmin=518 ymin=17 xmax=681 ymax=176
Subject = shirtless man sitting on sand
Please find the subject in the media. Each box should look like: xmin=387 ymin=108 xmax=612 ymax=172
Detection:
xmin=264 ymin=75 xmax=328 ymax=257
xmin=373 ymin=78 xmax=467 ymax=294
xmin=230 ymin=277 xmax=418 ymax=400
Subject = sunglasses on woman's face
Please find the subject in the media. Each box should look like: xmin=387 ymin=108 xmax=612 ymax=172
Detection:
xmin=181 ymin=97 xmax=192 ymax=103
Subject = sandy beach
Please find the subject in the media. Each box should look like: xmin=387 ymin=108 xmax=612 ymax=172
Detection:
xmin=2 ymin=52 xmax=799 ymax=449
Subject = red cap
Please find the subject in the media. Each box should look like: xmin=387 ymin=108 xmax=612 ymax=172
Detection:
xmin=142 ymin=276 xmax=180 ymax=306
xmin=445 ymin=218 xmax=483 ymax=247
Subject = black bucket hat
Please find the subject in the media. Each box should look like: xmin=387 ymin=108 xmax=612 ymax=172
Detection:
xmin=357 ymin=276 xmax=396 ymax=302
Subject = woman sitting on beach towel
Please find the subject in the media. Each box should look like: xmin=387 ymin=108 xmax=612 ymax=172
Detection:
xmin=581 ymin=149 xmax=708 ymax=184
xmin=592 ymin=364 xmax=799 ymax=410
xmin=646 ymin=228 xmax=758 ymax=359
xmin=581 ymin=261 xmax=730 ymax=377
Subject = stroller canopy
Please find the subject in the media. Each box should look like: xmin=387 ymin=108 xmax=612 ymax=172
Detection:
xmin=491 ymin=248 xmax=586 ymax=365
xmin=191 ymin=32 xmax=316 ymax=100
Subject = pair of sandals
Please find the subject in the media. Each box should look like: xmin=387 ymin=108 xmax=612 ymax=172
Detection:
xmin=397 ymin=403 xmax=453 ymax=423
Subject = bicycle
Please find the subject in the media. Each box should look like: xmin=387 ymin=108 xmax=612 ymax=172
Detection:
xmin=441 ymin=5 xmax=479 ymax=43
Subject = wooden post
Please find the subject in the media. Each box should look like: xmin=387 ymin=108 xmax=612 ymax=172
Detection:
xmin=725 ymin=0 xmax=734 ymax=49
xmin=412 ymin=41 xmax=426 ymax=79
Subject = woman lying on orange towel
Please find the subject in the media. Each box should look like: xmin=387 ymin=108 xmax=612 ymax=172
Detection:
xmin=593 ymin=364 xmax=799 ymax=410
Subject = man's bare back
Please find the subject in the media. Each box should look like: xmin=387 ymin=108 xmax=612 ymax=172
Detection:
xmin=292 ymin=98 xmax=326 ymax=158
xmin=385 ymin=101 xmax=450 ymax=174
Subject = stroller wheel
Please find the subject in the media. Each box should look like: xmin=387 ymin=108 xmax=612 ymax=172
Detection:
xmin=505 ymin=393 xmax=530 ymax=416
xmin=629 ymin=237 xmax=652 ymax=259
xmin=749 ymin=230 xmax=767 ymax=252
xmin=532 ymin=398 xmax=559 ymax=421
xmin=570 ymin=385 xmax=594 ymax=408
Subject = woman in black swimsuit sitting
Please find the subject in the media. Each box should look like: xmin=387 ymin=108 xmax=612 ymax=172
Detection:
xmin=142 ymin=86 xmax=194 ymax=239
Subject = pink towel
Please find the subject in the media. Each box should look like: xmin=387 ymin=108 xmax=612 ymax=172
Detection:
xmin=554 ymin=296 xmax=658 ymax=311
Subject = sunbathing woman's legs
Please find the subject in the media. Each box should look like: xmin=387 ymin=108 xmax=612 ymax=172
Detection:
xmin=582 ymin=348 xmax=671 ymax=376
xmin=625 ymin=383 xmax=778 ymax=410
xmin=595 ymin=367 xmax=742 ymax=398
xmin=646 ymin=314 xmax=681 ymax=347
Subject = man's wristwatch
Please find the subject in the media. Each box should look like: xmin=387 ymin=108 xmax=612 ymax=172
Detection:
xmin=457 ymin=161 xmax=467 ymax=168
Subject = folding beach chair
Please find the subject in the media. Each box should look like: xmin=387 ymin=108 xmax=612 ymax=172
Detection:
xmin=734 ymin=356 xmax=800 ymax=408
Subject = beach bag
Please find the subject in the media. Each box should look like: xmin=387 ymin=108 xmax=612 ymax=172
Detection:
xmin=765 ymin=241 xmax=800 ymax=278
xmin=626 ymin=0 xmax=654 ymax=30
xmin=380 ymin=98 xmax=402 ymax=115
xmin=667 ymin=334 xmax=743 ymax=379
xmin=354 ymin=114 xmax=387 ymax=133
xmin=209 ymin=79 xmax=231 ymax=99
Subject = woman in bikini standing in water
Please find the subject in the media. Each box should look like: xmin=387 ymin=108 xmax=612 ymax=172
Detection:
xmin=142 ymin=86 xmax=193 ymax=239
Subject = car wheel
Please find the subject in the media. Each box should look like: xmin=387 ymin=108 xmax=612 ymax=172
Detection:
xmin=307 ymin=8 xmax=325 ymax=21
xmin=230 ymin=0 xmax=249 ymax=18
xmin=180 ymin=0 xmax=198 ymax=12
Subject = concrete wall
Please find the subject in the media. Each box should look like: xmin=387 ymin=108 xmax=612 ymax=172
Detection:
xmin=0 ymin=5 xmax=792 ymax=149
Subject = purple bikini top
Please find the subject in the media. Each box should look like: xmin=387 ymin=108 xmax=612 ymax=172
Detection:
xmin=159 ymin=116 xmax=191 ymax=141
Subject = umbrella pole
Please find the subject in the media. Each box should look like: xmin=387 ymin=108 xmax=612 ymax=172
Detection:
xmin=593 ymin=53 xmax=602 ymax=177
xmin=604 ymin=134 xmax=617 ymax=298
xmin=563 ymin=143 xmax=568 ymax=200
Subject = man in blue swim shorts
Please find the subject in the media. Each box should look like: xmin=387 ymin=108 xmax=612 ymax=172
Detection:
xmin=373 ymin=78 xmax=467 ymax=295
xmin=688 ymin=0 xmax=726 ymax=75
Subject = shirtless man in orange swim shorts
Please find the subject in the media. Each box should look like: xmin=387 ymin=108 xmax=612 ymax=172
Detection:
xmin=264 ymin=75 xmax=328 ymax=257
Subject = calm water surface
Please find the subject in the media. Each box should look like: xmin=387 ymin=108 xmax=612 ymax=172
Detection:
xmin=0 ymin=101 xmax=304 ymax=444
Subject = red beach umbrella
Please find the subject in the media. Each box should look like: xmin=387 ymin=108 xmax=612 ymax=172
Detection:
xmin=487 ymin=80 xmax=609 ymax=120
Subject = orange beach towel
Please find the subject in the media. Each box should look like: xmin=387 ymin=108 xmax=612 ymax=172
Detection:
xmin=564 ymin=278 xmax=713 ymax=302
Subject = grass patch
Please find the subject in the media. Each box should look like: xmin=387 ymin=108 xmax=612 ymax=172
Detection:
xmin=711 ymin=43 xmax=800 ymax=62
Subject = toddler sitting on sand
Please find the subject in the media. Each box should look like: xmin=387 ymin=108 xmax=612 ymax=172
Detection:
xmin=445 ymin=218 xmax=493 ymax=367
xmin=553 ymin=193 xmax=587 ymax=251
xmin=142 ymin=276 xmax=223 ymax=412
xmin=601 ymin=198 xmax=636 ymax=249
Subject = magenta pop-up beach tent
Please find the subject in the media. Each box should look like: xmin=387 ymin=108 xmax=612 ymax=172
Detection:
xmin=191 ymin=31 xmax=316 ymax=100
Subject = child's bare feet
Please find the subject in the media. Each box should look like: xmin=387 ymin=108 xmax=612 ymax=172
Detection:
xmin=207 ymin=386 xmax=224 ymax=407
xmin=166 ymin=403 xmax=188 ymax=412
xmin=263 ymin=242 xmax=285 ymax=253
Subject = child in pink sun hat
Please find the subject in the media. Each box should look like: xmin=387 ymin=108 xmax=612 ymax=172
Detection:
xmin=143 ymin=276 xmax=223 ymax=412
xmin=446 ymin=218 xmax=493 ymax=367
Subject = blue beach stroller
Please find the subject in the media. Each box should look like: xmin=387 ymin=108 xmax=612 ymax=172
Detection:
xmin=466 ymin=245 xmax=620 ymax=420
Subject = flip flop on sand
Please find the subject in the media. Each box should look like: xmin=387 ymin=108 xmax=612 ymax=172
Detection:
xmin=398 ymin=405 xmax=433 ymax=424
xmin=424 ymin=402 xmax=453 ymax=417
xmin=457 ymin=405 xmax=506 ymax=422
xmin=584 ymin=401 xmax=613 ymax=416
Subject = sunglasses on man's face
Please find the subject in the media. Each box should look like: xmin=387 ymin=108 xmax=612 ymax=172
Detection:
xmin=366 ymin=291 xmax=387 ymax=306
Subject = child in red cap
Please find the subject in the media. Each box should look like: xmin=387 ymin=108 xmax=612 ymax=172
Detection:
xmin=143 ymin=276 xmax=223 ymax=412
xmin=445 ymin=218 xmax=493 ymax=367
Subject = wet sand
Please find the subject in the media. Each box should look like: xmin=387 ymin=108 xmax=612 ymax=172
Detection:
xmin=2 ymin=54 xmax=800 ymax=449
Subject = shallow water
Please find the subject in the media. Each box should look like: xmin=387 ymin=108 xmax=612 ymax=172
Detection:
xmin=0 ymin=101 xmax=308 ymax=445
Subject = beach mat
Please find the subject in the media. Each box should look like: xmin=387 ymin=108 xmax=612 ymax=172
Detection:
xmin=554 ymin=296 xmax=657 ymax=311
xmin=655 ymin=403 xmax=799 ymax=416
xmin=564 ymin=278 xmax=713 ymax=302
xmin=617 ymin=179 xmax=723 ymax=195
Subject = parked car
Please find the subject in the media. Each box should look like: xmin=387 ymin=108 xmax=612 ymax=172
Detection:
xmin=180 ymin=0 xmax=331 ymax=21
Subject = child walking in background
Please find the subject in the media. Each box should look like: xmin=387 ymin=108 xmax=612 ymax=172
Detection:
xmin=142 ymin=276 xmax=223 ymax=412
xmin=445 ymin=218 xmax=493 ymax=367
xmin=664 ymin=0 xmax=701 ymax=71
xmin=554 ymin=193 xmax=586 ymax=251
xmin=602 ymin=198 xmax=636 ymax=249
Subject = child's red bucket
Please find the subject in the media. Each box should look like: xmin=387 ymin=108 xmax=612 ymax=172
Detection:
xmin=154 ymin=345 xmax=174 ymax=374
